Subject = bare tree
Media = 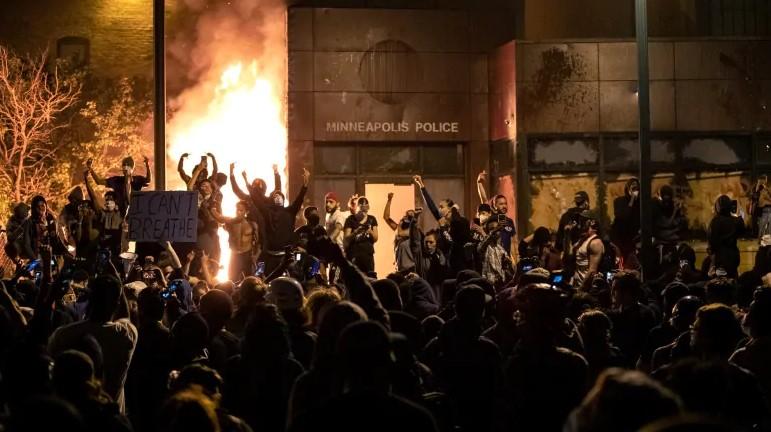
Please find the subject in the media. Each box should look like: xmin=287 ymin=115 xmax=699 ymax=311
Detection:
xmin=0 ymin=45 xmax=81 ymax=207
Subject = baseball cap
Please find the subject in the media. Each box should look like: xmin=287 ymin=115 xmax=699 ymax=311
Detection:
xmin=325 ymin=192 xmax=339 ymax=202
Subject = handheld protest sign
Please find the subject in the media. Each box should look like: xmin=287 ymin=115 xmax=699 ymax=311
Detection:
xmin=126 ymin=191 xmax=198 ymax=242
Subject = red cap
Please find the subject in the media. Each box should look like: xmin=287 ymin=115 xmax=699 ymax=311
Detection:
xmin=324 ymin=192 xmax=339 ymax=202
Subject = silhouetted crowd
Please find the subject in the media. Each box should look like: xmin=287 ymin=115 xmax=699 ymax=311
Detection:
xmin=1 ymin=155 xmax=770 ymax=432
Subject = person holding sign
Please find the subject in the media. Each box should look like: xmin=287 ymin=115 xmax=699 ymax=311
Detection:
xmin=210 ymin=201 xmax=260 ymax=282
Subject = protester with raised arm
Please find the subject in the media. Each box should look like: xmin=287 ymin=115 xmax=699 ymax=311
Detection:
xmin=84 ymin=168 xmax=124 ymax=263
xmin=252 ymin=168 xmax=310 ymax=275
xmin=384 ymin=191 xmax=423 ymax=273
xmin=178 ymin=152 xmax=219 ymax=189
xmin=87 ymin=156 xmax=151 ymax=215
xmin=413 ymin=174 xmax=470 ymax=275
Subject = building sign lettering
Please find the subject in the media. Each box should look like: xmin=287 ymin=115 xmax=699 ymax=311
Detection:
xmin=325 ymin=121 xmax=460 ymax=134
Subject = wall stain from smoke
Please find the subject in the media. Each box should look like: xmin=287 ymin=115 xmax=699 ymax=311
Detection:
xmin=519 ymin=46 xmax=591 ymax=130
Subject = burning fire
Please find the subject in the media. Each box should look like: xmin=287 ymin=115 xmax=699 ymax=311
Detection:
xmin=168 ymin=60 xmax=287 ymax=282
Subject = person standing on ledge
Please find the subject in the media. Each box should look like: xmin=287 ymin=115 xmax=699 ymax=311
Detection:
xmin=344 ymin=196 xmax=379 ymax=276
xmin=87 ymin=155 xmax=151 ymax=215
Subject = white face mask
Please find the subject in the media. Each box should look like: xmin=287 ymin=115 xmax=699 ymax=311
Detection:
xmin=631 ymin=190 xmax=639 ymax=198
xmin=479 ymin=214 xmax=490 ymax=224
xmin=105 ymin=200 xmax=117 ymax=211
xmin=273 ymin=195 xmax=284 ymax=206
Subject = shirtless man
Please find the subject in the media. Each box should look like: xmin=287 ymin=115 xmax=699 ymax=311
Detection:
xmin=211 ymin=201 xmax=260 ymax=282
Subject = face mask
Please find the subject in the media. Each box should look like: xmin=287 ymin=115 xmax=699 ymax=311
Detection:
xmin=105 ymin=200 xmax=117 ymax=211
xmin=400 ymin=217 xmax=411 ymax=230
xmin=273 ymin=195 xmax=284 ymax=206
xmin=122 ymin=166 xmax=133 ymax=174
xmin=631 ymin=190 xmax=639 ymax=198
xmin=479 ymin=214 xmax=490 ymax=224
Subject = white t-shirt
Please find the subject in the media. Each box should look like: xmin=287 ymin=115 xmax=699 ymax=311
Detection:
xmin=325 ymin=208 xmax=349 ymax=249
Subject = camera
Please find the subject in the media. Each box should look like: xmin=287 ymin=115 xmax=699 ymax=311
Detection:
xmin=730 ymin=199 xmax=738 ymax=214
xmin=497 ymin=214 xmax=507 ymax=224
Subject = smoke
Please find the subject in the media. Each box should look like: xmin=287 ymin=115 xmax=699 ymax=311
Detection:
xmin=167 ymin=0 xmax=286 ymax=97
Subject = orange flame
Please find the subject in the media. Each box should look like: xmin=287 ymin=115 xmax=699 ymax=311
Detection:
xmin=168 ymin=40 xmax=287 ymax=282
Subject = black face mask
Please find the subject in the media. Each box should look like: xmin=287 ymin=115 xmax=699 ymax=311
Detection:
xmin=306 ymin=214 xmax=320 ymax=227
xmin=400 ymin=217 xmax=412 ymax=230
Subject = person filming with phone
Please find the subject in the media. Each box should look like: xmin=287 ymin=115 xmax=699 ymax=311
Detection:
xmin=477 ymin=215 xmax=514 ymax=288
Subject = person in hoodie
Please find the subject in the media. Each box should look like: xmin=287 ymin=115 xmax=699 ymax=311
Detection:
xmin=59 ymin=186 xmax=85 ymax=251
xmin=422 ymin=285 xmax=502 ymax=432
xmin=4 ymin=202 xmax=30 ymax=261
xmin=21 ymin=195 xmax=66 ymax=260
xmin=709 ymin=194 xmax=745 ymax=278
xmin=399 ymin=275 xmax=439 ymax=321
xmin=254 ymin=168 xmax=310 ymax=275
xmin=504 ymin=283 xmax=589 ymax=432
xmin=611 ymin=178 xmax=641 ymax=268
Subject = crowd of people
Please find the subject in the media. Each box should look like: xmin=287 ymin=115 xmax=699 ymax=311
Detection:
xmin=1 ymin=153 xmax=770 ymax=432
